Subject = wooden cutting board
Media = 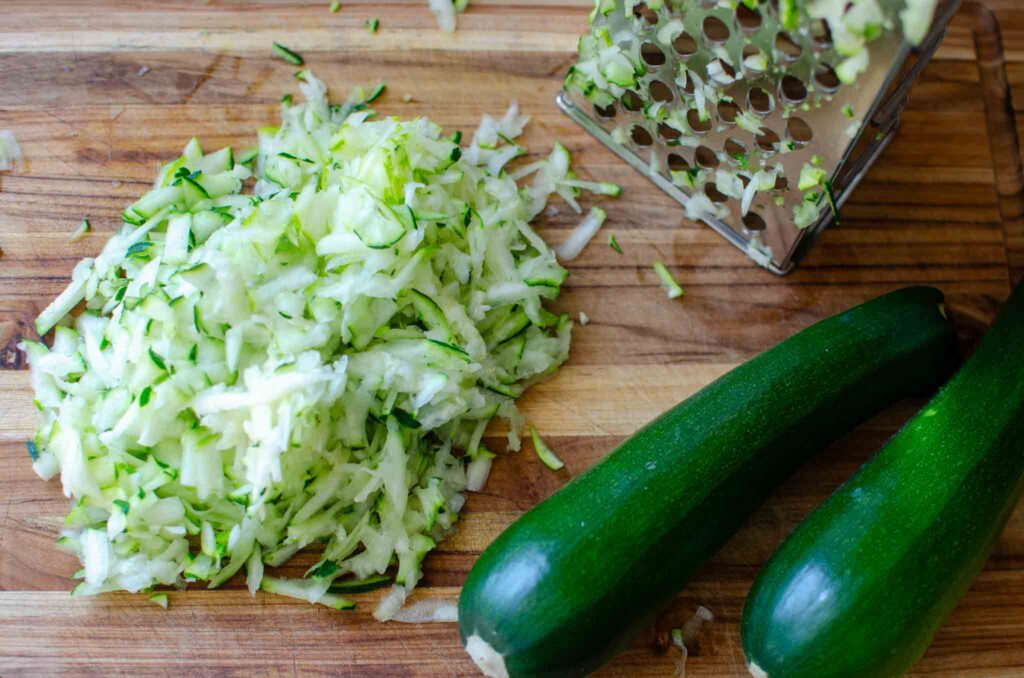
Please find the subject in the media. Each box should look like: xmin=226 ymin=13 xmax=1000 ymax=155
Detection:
xmin=2 ymin=1 xmax=1024 ymax=675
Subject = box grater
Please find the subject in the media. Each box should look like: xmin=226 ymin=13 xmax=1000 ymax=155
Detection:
xmin=558 ymin=0 xmax=962 ymax=273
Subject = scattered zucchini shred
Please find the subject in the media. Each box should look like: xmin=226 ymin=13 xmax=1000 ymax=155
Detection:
xmin=149 ymin=593 xmax=169 ymax=609
xmin=366 ymin=17 xmax=380 ymax=33
xmin=272 ymin=42 xmax=304 ymax=66
xmin=653 ymin=261 xmax=684 ymax=300
xmin=429 ymin=0 xmax=471 ymax=32
xmin=70 ymin=218 xmax=91 ymax=242
xmin=0 ymin=130 xmax=22 ymax=172
xmin=608 ymin=233 xmax=623 ymax=254
xmin=21 ymin=72 xmax=616 ymax=612
xmin=364 ymin=82 xmax=386 ymax=103
xmin=822 ymin=179 xmax=840 ymax=225
xmin=530 ymin=426 xmax=564 ymax=471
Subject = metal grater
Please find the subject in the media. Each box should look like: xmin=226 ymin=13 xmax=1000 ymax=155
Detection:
xmin=558 ymin=0 xmax=961 ymax=273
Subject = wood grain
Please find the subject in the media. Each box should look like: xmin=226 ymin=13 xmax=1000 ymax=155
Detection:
xmin=2 ymin=1 xmax=1024 ymax=676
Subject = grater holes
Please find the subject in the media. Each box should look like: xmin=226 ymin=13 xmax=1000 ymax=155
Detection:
xmin=687 ymin=109 xmax=713 ymax=134
xmin=658 ymin=122 xmax=682 ymax=143
xmin=774 ymin=32 xmax=803 ymax=63
xmin=649 ymin=81 xmax=674 ymax=103
xmin=755 ymin=127 xmax=781 ymax=154
xmin=594 ymin=103 xmax=616 ymax=119
xmin=702 ymin=17 xmax=730 ymax=44
xmin=735 ymin=4 xmax=762 ymax=32
xmin=810 ymin=19 xmax=832 ymax=50
xmin=633 ymin=3 xmax=659 ymax=24
xmin=621 ymin=90 xmax=644 ymax=112
xmin=747 ymin=87 xmax=774 ymax=116
xmin=708 ymin=58 xmax=737 ymax=84
xmin=679 ymin=71 xmax=697 ymax=94
xmin=630 ymin=125 xmax=654 ymax=146
xmin=724 ymin=137 xmax=748 ymax=165
xmin=814 ymin=64 xmax=841 ymax=91
xmin=717 ymin=99 xmax=740 ymax=125
xmin=780 ymin=75 xmax=808 ymax=104
xmin=741 ymin=45 xmax=767 ymax=74
xmin=695 ymin=145 xmax=719 ymax=169
xmin=705 ymin=182 xmax=729 ymax=203
xmin=673 ymin=32 xmax=699 ymax=58
xmin=742 ymin=211 xmax=767 ymax=231
xmin=641 ymin=42 xmax=667 ymax=67
xmin=786 ymin=117 xmax=813 ymax=145
xmin=667 ymin=153 xmax=690 ymax=172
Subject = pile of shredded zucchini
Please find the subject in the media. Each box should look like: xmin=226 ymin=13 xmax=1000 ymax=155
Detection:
xmin=22 ymin=72 xmax=611 ymax=608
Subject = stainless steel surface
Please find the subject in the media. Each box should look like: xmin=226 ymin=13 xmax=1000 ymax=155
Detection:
xmin=559 ymin=0 xmax=960 ymax=273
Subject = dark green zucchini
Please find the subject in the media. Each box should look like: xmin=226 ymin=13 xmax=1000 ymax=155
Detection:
xmin=458 ymin=287 xmax=958 ymax=678
xmin=741 ymin=281 xmax=1024 ymax=678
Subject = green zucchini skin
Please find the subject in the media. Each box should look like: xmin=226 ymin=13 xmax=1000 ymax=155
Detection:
xmin=458 ymin=287 xmax=957 ymax=678
xmin=741 ymin=282 xmax=1024 ymax=678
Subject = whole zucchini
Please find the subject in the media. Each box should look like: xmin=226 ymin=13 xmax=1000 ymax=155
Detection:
xmin=458 ymin=287 xmax=957 ymax=677
xmin=741 ymin=281 xmax=1024 ymax=678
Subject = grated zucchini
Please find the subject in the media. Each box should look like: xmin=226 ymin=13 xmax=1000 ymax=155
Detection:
xmin=21 ymin=72 xmax=613 ymax=609
xmin=530 ymin=426 xmax=564 ymax=471
xmin=654 ymin=261 xmax=684 ymax=300
xmin=272 ymin=42 xmax=304 ymax=66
